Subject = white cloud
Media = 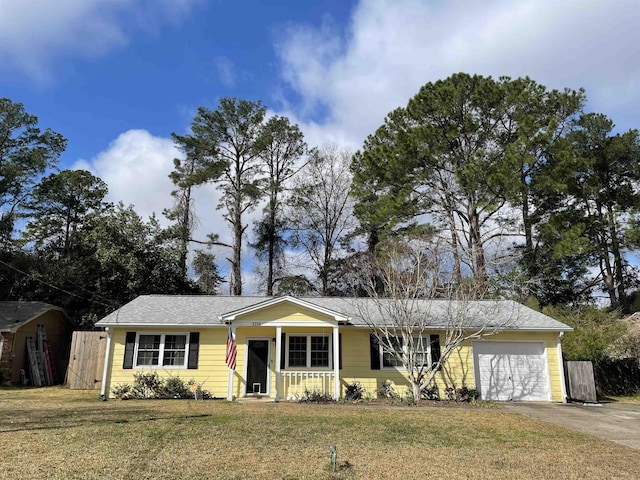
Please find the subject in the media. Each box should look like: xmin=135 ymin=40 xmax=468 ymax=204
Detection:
xmin=0 ymin=0 xmax=200 ymax=82
xmin=275 ymin=0 xmax=640 ymax=147
xmin=74 ymin=129 xmax=179 ymax=224
xmin=214 ymin=56 xmax=236 ymax=88
xmin=73 ymin=129 xmax=232 ymax=246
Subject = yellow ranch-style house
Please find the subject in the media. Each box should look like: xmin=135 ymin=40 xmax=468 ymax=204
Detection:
xmin=96 ymin=295 xmax=572 ymax=402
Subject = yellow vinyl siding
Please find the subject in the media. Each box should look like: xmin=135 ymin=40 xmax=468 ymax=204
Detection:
xmin=106 ymin=327 xmax=228 ymax=398
xmin=235 ymin=303 xmax=335 ymax=323
xmin=339 ymin=330 xmax=564 ymax=401
xmin=104 ymin=321 xmax=565 ymax=401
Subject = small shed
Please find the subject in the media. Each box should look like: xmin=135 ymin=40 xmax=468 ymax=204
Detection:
xmin=0 ymin=302 xmax=72 ymax=385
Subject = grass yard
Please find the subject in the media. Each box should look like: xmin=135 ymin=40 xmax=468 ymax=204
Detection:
xmin=606 ymin=393 xmax=640 ymax=405
xmin=0 ymin=388 xmax=639 ymax=479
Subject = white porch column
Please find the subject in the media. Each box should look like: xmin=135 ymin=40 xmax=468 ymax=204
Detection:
xmin=557 ymin=332 xmax=568 ymax=403
xmin=333 ymin=326 xmax=340 ymax=400
xmin=226 ymin=325 xmax=236 ymax=401
xmin=275 ymin=326 xmax=282 ymax=402
xmin=99 ymin=328 xmax=112 ymax=398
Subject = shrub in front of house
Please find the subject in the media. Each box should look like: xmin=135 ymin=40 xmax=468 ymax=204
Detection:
xmin=378 ymin=380 xmax=400 ymax=403
xmin=298 ymin=389 xmax=335 ymax=403
xmin=111 ymin=373 xmax=212 ymax=400
xmin=343 ymin=381 xmax=367 ymax=401
xmin=421 ymin=384 xmax=439 ymax=401
xmin=445 ymin=386 xmax=479 ymax=402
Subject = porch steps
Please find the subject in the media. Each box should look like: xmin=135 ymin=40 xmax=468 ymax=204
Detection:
xmin=236 ymin=396 xmax=275 ymax=404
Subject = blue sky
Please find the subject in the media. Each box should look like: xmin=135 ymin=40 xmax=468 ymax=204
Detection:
xmin=2 ymin=0 xmax=640 ymax=292
xmin=1 ymin=1 xmax=356 ymax=163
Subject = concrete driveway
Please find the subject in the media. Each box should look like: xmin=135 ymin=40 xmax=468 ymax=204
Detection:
xmin=503 ymin=402 xmax=640 ymax=450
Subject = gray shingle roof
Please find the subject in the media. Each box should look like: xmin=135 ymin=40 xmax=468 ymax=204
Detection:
xmin=0 ymin=301 xmax=65 ymax=330
xmin=95 ymin=295 xmax=572 ymax=331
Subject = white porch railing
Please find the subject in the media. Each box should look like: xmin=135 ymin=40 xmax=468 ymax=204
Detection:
xmin=280 ymin=371 xmax=335 ymax=400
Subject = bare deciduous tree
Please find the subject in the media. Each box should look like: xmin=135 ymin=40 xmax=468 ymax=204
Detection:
xmin=353 ymin=239 xmax=515 ymax=400
xmin=287 ymin=143 xmax=356 ymax=296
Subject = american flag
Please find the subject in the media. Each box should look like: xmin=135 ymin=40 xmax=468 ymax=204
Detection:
xmin=226 ymin=326 xmax=237 ymax=370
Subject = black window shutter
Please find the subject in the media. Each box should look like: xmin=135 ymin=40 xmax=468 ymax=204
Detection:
xmin=123 ymin=332 xmax=136 ymax=369
xmin=370 ymin=334 xmax=380 ymax=370
xmin=187 ymin=332 xmax=200 ymax=369
xmin=338 ymin=333 xmax=342 ymax=370
xmin=430 ymin=334 xmax=441 ymax=366
xmin=280 ymin=332 xmax=286 ymax=369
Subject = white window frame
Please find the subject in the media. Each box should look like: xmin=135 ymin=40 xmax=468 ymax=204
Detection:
xmin=285 ymin=334 xmax=333 ymax=370
xmin=379 ymin=336 xmax=432 ymax=370
xmin=133 ymin=332 xmax=190 ymax=369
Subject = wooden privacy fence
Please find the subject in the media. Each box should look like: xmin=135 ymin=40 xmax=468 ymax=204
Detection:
xmin=565 ymin=360 xmax=597 ymax=402
xmin=66 ymin=331 xmax=107 ymax=390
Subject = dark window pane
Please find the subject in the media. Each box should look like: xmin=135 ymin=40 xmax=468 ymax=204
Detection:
xmin=162 ymin=334 xmax=187 ymax=366
xmin=165 ymin=335 xmax=186 ymax=350
xmin=163 ymin=351 xmax=185 ymax=366
xmin=137 ymin=351 xmax=159 ymax=366
xmin=382 ymin=338 xmax=403 ymax=368
xmin=310 ymin=336 xmax=329 ymax=367
xmin=139 ymin=335 xmax=161 ymax=349
xmin=137 ymin=335 xmax=161 ymax=366
xmin=288 ymin=336 xmax=307 ymax=367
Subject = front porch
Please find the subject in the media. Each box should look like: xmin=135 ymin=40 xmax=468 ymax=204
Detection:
xmin=220 ymin=297 xmax=347 ymax=401
xmin=227 ymin=326 xmax=341 ymax=400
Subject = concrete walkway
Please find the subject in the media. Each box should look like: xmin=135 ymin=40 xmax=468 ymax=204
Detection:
xmin=503 ymin=402 xmax=640 ymax=450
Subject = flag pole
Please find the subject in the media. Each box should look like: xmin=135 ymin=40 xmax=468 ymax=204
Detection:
xmin=227 ymin=366 xmax=234 ymax=401
xmin=226 ymin=325 xmax=236 ymax=401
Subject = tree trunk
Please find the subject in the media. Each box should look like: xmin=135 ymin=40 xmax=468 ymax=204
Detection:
xmin=230 ymin=205 xmax=243 ymax=296
xmin=608 ymin=206 xmax=628 ymax=312
xmin=521 ymin=173 xmax=536 ymax=280
xmin=412 ymin=380 xmax=421 ymax=402
xmin=230 ymin=155 xmax=243 ymax=296
xmin=594 ymin=205 xmax=617 ymax=308
xmin=446 ymin=209 xmax=462 ymax=283
xmin=178 ymin=186 xmax=192 ymax=279
xmin=266 ymin=195 xmax=276 ymax=296
xmin=469 ymin=206 xmax=486 ymax=285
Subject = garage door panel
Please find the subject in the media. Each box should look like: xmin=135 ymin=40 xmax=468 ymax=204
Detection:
xmin=474 ymin=341 xmax=550 ymax=402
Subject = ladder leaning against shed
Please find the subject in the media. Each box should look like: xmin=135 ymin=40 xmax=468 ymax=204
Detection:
xmin=26 ymin=336 xmax=42 ymax=387
xmin=25 ymin=325 xmax=58 ymax=387
xmin=40 ymin=325 xmax=58 ymax=384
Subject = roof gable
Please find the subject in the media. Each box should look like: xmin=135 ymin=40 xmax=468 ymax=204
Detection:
xmin=220 ymin=296 xmax=349 ymax=323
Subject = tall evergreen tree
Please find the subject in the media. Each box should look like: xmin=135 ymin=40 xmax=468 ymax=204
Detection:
xmin=0 ymin=98 xmax=66 ymax=249
xmin=352 ymin=74 xmax=584 ymax=290
xmin=172 ymin=98 xmax=266 ymax=295
xmin=21 ymin=169 xmax=108 ymax=257
xmin=560 ymin=114 xmax=640 ymax=311
xmin=252 ymin=116 xmax=307 ymax=295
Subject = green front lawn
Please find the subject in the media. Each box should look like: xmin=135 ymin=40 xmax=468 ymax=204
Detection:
xmin=0 ymin=387 xmax=638 ymax=479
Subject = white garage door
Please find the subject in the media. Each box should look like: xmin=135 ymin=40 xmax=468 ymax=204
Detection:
xmin=473 ymin=341 xmax=550 ymax=401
